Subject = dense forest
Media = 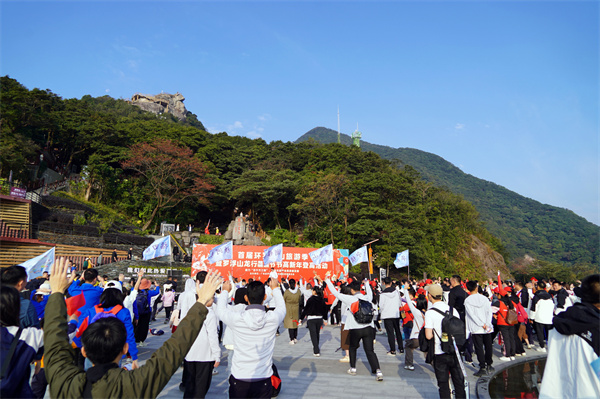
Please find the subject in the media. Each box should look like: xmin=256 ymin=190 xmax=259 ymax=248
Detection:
xmin=1 ymin=77 xmax=596 ymax=281
xmin=298 ymin=127 xmax=600 ymax=271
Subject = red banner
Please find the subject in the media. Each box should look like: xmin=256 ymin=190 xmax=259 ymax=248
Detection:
xmin=192 ymin=244 xmax=349 ymax=281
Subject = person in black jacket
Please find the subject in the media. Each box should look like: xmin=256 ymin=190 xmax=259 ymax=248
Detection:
xmin=448 ymin=275 xmax=472 ymax=363
xmin=300 ymin=286 xmax=328 ymax=356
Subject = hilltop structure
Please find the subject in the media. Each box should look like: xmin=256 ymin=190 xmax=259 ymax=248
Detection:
xmin=129 ymin=92 xmax=188 ymax=121
xmin=351 ymin=124 xmax=362 ymax=147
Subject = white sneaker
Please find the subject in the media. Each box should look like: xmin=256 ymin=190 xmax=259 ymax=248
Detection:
xmin=339 ymin=356 xmax=350 ymax=363
xmin=313 ymin=353 xmax=321 ymax=357
xmin=376 ymin=370 xmax=383 ymax=381
xmin=510 ymin=356 xmax=516 ymax=361
xmin=404 ymin=365 xmax=415 ymax=371
xmin=347 ymin=368 xmax=357 ymax=375
xmin=537 ymin=347 xmax=547 ymax=353
xmin=498 ymin=356 xmax=511 ymax=361
xmin=294 ymin=338 xmax=298 ymax=343
xmin=289 ymin=340 xmax=295 ymax=345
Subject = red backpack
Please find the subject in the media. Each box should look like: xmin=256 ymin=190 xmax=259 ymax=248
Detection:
xmin=515 ymin=302 xmax=528 ymax=323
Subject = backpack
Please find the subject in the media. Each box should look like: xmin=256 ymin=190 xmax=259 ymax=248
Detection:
xmin=431 ymin=306 xmax=466 ymax=354
xmin=350 ymin=299 xmax=374 ymax=324
xmin=271 ymin=363 xmax=282 ymax=397
xmin=75 ymin=305 xmax=123 ymax=338
xmin=515 ymin=302 xmax=528 ymax=323
xmin=136 ymin=290 xmax=150 ymax=316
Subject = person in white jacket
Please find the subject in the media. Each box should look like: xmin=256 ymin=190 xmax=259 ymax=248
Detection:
xmin=379 ymin=277 xmax=403 ymax=356
xmin=464 ymin=281 xmax=494 ymax=377
xmin=325 ymin=272 xmax=383 ymax=381
xmin=184 ymin=301 xmax=221 ymax=398
xmin=539 ymin=274 xmax=600 ymax=399
xmin=400 ymin=285 xmax=426 ymax=371
xmin=218 ymin=277 xmax=285 ymax=398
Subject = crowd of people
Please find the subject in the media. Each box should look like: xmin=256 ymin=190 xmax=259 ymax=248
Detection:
xmin=1 ymin=258 xmax=598 ymax=399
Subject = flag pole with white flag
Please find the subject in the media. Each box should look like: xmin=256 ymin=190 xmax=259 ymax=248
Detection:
xmin=20 ymin=247 xmax=55 ymax=280
xmin=208 ymin=241 xmax=233 ymax=264
xmin=143 ymin=236 xmax=171 ymax=260
xmin=394 ymin=250 xmax=409 ymax=279
xmin=348 ymin=246 xmax=368 ymax=266
xmin=309 ymin=244 xmax=333 ymax=268
xmin=263 ymin=243 xmax=283 ymax=267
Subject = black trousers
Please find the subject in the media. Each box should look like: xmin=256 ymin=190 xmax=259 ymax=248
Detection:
xmin=184 ymin=361 xmax=215 ymax=398
xmin=471 ymin=333 xmax=493 ymax=368
xmin=383 ymin=318 xmax=403 ymax=352
xmin=534 ymin=322 xmax=552 ymax=348
xmin=288 ymin=327 xmax=298 ymax=341
xmin=433 ymin=353 xmax=466 ymax=399
xmin=498 ymin=325 xmax=515 ymax=357
xmin=135 ymin=313 xmax=151 ymax=343
xmin=349 ymin=326 xmax=380 ymax=372
xmin=307 ymin=318 xmax=323 ymax=354
xmin=229 ymin=375 xmax=272 ymax=399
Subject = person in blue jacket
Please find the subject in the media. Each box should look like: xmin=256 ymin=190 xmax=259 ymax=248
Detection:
xmin=133 ymin=278 xmax=160 ymax=346
xmin=74 ymin=281 xmax=139 ymax=369
xmin=67 ymin=269 xmax=104 ymax=319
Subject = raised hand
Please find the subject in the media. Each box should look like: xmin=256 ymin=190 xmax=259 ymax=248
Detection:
xmin=196 ymin=270 xmax=223 ymax=305
xmin=50 ymin=257 xmax=70 ymax=294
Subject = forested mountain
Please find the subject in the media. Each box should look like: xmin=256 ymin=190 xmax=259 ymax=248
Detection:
xmin=0 ymin=76 xmax=516 ymax=279
xmin=297 ymin=127 xmax=599 ymax=268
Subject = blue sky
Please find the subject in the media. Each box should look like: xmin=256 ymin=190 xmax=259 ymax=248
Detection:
xmin=1 ymin=1 xmax=598 ymax=224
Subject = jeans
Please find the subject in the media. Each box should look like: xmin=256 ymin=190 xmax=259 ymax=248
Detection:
xmin=307 ymin=318 xmax=323 ymax=354
xmin=433 ymin=353 xmax=466 ymax=399
xmin=349 ymin=326 xmax=380 ymax=372
xmin=383 ymin=318 xmax=403 ymax=352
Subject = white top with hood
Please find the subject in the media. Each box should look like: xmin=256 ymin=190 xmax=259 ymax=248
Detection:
xmin=464 ymin=292 xmax=493 ymax=335
xmin=177 ymin=278 xmax=197 ymax=320
xmin=379 ymin=286 xmax=401 ymax=319
xmin=325 ymin=278 xmax=374 ymax=330
xmin=400 ymin=287 xmax=425 ymax=339
xmin=185 ymin=307 xmax=221 ymax=362
xmin=217 ymin=287 xmax=286 ymax=380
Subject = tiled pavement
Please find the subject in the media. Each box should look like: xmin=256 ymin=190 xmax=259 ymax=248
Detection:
xmin=130 ymin=317 xmax=545 ymax=399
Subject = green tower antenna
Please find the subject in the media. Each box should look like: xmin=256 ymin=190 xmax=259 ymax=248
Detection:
xmin=351 ymin=123 xmax=361 ymax=147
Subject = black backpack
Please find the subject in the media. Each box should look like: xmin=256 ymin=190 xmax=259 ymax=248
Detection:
xmin=432 ymin=307 xmax=466 ymax=354
xmin=352 ymin=299 xmax=374 ymax=324
xmin=136 ymin=290 xmax=150 ymax=316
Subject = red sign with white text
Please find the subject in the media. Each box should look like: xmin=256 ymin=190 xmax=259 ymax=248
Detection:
xmin=192 ymin=244 xmax=349 ymax=281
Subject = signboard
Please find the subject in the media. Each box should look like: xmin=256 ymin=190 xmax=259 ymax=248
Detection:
xmin=192 ymin=244 xmax=349 ymax=281
xmin=380 ymin=268 xmax=386 ymax=280
xmin=10 ymin=187 xmax=26 ymax=199
xmin=160 ymin=223 xmax=176 ymax=236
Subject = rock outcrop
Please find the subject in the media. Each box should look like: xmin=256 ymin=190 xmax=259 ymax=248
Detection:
xmin=129 ymin=92 xmax=187 ymax=120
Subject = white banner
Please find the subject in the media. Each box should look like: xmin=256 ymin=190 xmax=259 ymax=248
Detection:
xmin=143 ymin=236 xmax=171 ymax=260
xmin=20 ymin=247 xmax=55 ymax=280
xmin=349 ymin=246 xmax=368 ymax=266
xmin=208 ymin=241 xmax=233 ymax=264
xmin=263 ymin=243 xmax=283 ymax=266
xmin=309 ymin=244 xmax=333 ymax=266
xmin=394 ymin=249 xmax=409 ymax=269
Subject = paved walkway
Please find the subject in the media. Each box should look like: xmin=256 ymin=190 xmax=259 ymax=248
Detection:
xmin=129 ymin=315 xmax=545 ymax=398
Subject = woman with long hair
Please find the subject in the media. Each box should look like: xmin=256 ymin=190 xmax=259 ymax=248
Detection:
xmin=300 ymin=286 xmax=328 ymax=356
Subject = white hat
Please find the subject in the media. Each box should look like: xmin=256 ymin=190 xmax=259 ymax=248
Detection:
xmin=36 ymin=282 xmax=52 ymax=295
xmin=104 ymin=280 xmax=123 ymax=292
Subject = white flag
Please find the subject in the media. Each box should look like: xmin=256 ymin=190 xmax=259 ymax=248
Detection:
xmin=349 ymin=246 xmax=368 ymax=266
xmin=20 ymin=247 xmax=55 ymax=280
xmin=394 ymin=249 xmax=409 ymax=269
xmin=143 ymin=236 xmax=171 ymax=260
xmin=208 ymin=241 xmax=233 ymax=264
xmin=309 ymin=244 xmax=333 ymax=266
xmin=263 ymin=244 xmax=283 ymax=266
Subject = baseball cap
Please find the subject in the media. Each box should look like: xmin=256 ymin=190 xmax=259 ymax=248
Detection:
xmin=427 ymin=284 xmax=443 ymax=298
xmin=105 ymin=280 xmax=123 ymax=292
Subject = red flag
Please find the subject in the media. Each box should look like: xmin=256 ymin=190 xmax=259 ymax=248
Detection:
xmin=66 ymin=292 xmax=86 ymax=316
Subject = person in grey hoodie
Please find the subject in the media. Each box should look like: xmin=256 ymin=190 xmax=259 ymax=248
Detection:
xmin=378 ymin=277 xmax=403 ymax=355
xmin=464 ymin=280 xmax=494 ymax=376
xmin=218 ymin=277 xmax=285 ymax=398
